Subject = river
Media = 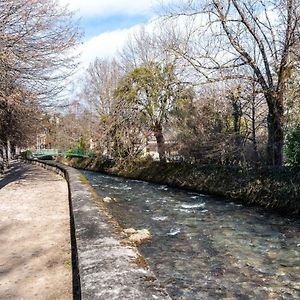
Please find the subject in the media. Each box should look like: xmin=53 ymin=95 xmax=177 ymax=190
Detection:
xmin=82 ymin=170 xmax=300 ymax=300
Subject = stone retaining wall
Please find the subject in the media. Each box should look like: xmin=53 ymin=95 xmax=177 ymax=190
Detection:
xmin=59 ymin=157 xmax=300 ymax=216
xmin=27 ymin=159 xmax=171 ymax=300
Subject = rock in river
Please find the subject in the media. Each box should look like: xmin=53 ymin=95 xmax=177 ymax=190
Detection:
xmin=125 ymin=228 xmax=152 ymax=245
xmin=103 ymin=196 xmax=112 ymax=203
xmin=124 ymin=228 xmax=137 ymax=234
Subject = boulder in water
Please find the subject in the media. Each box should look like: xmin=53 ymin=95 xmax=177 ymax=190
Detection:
xmin=103 ymin=196 xmax=112 ymax=203
xmin=124 ymin=228 xmax=137 ymax=234
xmin=126 ymin=229 xmax=152 ymax=245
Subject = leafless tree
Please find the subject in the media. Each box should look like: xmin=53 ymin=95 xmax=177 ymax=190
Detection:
xmin=0 ymin=0 xmax=80 ymax=165
xmin=0 ymin=92 xmax=41 ymax=164
xmin=0 ymin=0 xmax=80 ymax=102
xmin=80 ymin=58 xmax=123 ymax=154
xmin=164 ymin=0 xmax=300 ymax=165
xmin=285 ymin=67 xmax=300 ymax=127
xmin=84 ymin=58 xmax=122 ymax=117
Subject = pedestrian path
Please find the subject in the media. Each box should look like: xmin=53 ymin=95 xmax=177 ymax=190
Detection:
xmin=0 ymin=162 xmax=72 ymax=299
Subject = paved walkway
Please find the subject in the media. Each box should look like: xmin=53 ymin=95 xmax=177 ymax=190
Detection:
xmin=0 ymin=162 xmax=72 ymax=299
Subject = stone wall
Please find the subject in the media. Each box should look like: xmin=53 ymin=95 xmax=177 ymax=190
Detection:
xmin=59 ymin=157 xmax=300 ymax=215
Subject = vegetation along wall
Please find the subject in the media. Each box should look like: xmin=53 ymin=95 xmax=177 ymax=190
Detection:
xmin=59 ymin=157 xmax=300 ymax=215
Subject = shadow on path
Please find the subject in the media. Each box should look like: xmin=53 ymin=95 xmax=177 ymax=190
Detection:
xmin=0 ymin=161 xmax=59 ymax=190
xmin=0 ymin=162 xmax=28 ymax=189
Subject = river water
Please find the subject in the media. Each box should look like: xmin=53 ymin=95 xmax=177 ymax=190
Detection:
xmin=82 ymin=170 xmax=300 ymax=300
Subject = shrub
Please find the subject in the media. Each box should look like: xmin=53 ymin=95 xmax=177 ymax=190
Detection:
xmin=21 ymin=150 xmax=33 ymax=159
xmin=285 ymin=125 xmax=300 ymax=166
xmin=66 ymin=148 xmax=85 ymax=158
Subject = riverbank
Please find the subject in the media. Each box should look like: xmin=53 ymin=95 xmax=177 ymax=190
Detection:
xmin=58 ymin=157 xmax=300 ymax=215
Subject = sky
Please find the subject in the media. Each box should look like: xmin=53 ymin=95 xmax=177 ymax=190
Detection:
xmin=59 ymin=0 xmax=165 ymax=68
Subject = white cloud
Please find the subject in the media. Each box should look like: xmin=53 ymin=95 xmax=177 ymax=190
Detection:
xmin=59 ymin=0 xmax=158 ymax=17
xmin=67 ymin=19 xmax=160 ymax=98
xmin=77 ymin=23 xmax=143 ymax=68
xmin=58 ymin=0 xmax=165 ymax=99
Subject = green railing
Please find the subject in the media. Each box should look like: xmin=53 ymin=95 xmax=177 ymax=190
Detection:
xmin=32 ymin=149 xmax=62 ymax=158
xmin=32 ymin=148 xmax=93 ymax=159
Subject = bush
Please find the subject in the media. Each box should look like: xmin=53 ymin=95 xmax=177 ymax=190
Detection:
xmin=21 ymin=150 xmax=33 ymax=159
xmin=285 ymin=125 xmax=300 ymax=166
xmin=66 ymin=147 xmax=85 ymax=157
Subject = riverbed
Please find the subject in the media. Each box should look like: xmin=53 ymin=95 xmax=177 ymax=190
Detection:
xmin=82 ymin=170 xmax=300 ymax=300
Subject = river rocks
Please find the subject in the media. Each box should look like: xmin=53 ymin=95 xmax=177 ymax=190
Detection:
xmin=266 ymin=251 xmax=277 ymax=260
xmin=103 ymin=196 xmax=112 ymax=203
xmin=124 ymin=228 xmax=152 ymax=245
xmin=124 ymin=228 xmax=137 ymax=234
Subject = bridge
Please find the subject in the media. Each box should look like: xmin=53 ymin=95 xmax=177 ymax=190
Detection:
xmin=32 ymin=149 xmax=90 ymax=159
xmin=32 ymin=149 xmax=62 ymax=158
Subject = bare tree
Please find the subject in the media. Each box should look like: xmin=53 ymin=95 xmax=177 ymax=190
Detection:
xmin=0 ymin=0 xmax=80 ymax=102
xmin=164 ymin=0 xmax=300 ymax=165
xmin=0 ymin=0 xmax=80 ymax=165
xmin=0 ymin=92 xmax=41 ymax=164
xmin=241 ymin=81 xmax=268 ymax=163
xmin=84 ymin=58 xmax=122 ymax=117
xmin=119 ymin=26 xmax=171 ymax=72
xmin=285 ymin=67 xmax=300 ymax=127
xmin=81 ymin=58 xmax=124 ymax=155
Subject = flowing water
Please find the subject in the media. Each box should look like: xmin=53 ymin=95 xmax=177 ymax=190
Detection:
xmin=82 ymin=170 xmax=300 ymax=300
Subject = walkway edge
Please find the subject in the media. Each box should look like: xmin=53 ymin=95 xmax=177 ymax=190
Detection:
xmin=25 ymin=159 xmax=171 ymax=300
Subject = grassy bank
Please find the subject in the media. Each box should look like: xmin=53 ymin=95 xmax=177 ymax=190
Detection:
xmin=58 ymin=157 xmax=300 ymax=215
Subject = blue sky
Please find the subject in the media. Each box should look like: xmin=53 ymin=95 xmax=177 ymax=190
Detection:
xmin=59 ymin=0 xmax=164 ymax=66
xmin=81 ymin=14 xmax=149 ymax=40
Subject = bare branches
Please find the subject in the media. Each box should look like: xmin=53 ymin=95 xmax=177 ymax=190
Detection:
xmin=0 ymin=0 xmax=81 ymax=102
xmin=212 ymin=0 xmax=269 ymax=91
xmin=0 ymin=0 xmax=80 ymax=159
xmin=277 ymin=0 xmax=298 ymax=91
xmin=231 ymin=0 xmax=274 ymax=88
xmin=84 ymin=58 xmax=122 ymax=117
xmin=161 ymin=0 xmax=300 ymax=164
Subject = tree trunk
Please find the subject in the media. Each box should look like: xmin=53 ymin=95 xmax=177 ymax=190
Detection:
xmin=266 ymin=93 xmax=284 ymax=166
xmin=7 ymin=139 xmax=11 ymax=161
xmin=2 ymin=145 xmax=8 ymax=170
xmin=232 ymin=99 xmax=242 ymax=159
xmin=251 ymin=93 xmax=259 ymax=164
xmin=153 ymin=124 xmax=166 ymax=162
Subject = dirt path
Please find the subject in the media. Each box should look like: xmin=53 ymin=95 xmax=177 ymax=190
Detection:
xmin=0 ymin=162 xmax=72 ymax=299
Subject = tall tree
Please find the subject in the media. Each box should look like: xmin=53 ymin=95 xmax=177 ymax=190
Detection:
xmin=82 ymin=58 xmax=123 ymax=155
xmin=0 ymin=0 xmax=80 ymax=164
xmin=0 ymin=0 xmax=80 ymax=101
xmin=84 ymin=58 xmax=122 ymax=117
xmin=0 ymin=91 xmax=41 ymax=163
xmin=115 ymin=62 xmax=192 ymax=162
xmin=165 ymin=0 xmax=300 ymax=165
